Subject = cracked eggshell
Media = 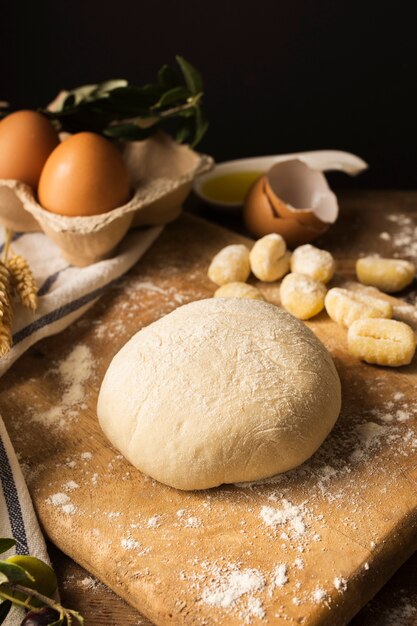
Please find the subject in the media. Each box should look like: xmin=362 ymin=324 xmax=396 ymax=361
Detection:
xmin=0 ymin=132 xmax=213 ymax=266
xmin=243 ymin=159 xmax=339 ymax=249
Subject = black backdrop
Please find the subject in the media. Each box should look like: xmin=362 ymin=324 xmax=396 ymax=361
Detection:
xmin=3 ymin=1 xmax=416 ymax=188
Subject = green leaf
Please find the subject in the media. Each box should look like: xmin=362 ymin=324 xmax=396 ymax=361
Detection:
xmin=152 ymin=86 xmax=191 ymax=109
xmin=158 ymin=64 xmax=178 ymax=90
xmin=0 ymin=539 xmax=15 ymax=555
xmin=62 ymin=84 xmax=98 ymax=109
xmin=191 ymin=107 xmax=208 ymax=147
xmin=95 ymin=79 xmax=128 ymax=95
xmin=0 ymin=600 xmax=12 ymax=624
xmin=0 ymin=561 xmax=35 ymax=585
xmin=103 ymin=123 xmax=151 ymax=141
xmin=175 ymin=124 xmax=191 ymax=143
xmin=176 ymin=56 xmax=203 ymax=95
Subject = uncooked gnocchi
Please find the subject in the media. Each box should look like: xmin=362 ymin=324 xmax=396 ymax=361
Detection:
xmin=356 ymin=256 xmax=415 ymax=293
xmin=291 ymin=244 xmax=335 ymax=284
xmin=325 ymin=288 xmax=392 ymax=328
xmin=214 ymin=282 xmax=265 ymax=300
xmin=249 ymin=233 xmax=288 ymax=281
xmin=348 ymin=318 xmax=416 ymax=367
xmin=280 ymin=273 xmax=327 ymax=320
xmin=208 ymin=244 xmax=250 ymax=286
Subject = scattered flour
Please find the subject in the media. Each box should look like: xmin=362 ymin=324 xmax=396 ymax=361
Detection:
xmin=334 ymin=576 xmax=347 ymax=592
xmin=260 ymin=500 xmax=306 ymax=535
xmin=185 ymin=516 xmax=201 ymax=528
xmin=240 ymin=597 xmax=266 ymax=624
xmin=271 ymin=563 xmax=288 ymax=588
xmin=121 ymin=538 xmax=141 ymax=551
xmin=46 ymin=492 xmax=77 ymax=515
xmin=147 ymin=515 xmax=162 ymax=528
xmin=312 ymin=588 xmax=327 ymax=604
xmin=202 ymin=566 xmax=265 ymax=609
xmin=33 ymin=345 xmax=94 ymax=429
xmin=63 ymin=480 xmax=79 ymax=491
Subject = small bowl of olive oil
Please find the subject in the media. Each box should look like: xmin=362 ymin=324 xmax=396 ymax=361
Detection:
xmin=193 ymin=157 xmax=271 ymax=213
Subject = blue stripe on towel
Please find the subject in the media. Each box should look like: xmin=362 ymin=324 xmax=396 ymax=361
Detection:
xmin=38 ymin=266 xmax=71 ymax=296
xmin=13 ymin=275 xmax=122 ymax=345
xmin=0 ymin=436 xmax=29 ymax=554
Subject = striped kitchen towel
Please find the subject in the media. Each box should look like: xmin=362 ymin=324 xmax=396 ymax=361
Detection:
xmin=0 ymin=225 xmax=162 ymax=624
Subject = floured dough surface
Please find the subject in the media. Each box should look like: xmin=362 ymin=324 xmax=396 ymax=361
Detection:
xmin=97 ymin=299 xmax=341 ymax=490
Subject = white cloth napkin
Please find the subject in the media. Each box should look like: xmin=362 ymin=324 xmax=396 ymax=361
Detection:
xmin=0 ymin=225 xmax=162 ymax=624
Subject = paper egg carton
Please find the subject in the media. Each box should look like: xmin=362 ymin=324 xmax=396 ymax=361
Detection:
xmin=0 ymin=132 xmax=213 ymax=266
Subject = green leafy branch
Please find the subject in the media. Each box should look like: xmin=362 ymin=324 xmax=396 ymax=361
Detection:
xmin=0 ymin=538 xmax=83 ymax=626
xmin=41 ymin=56 xmax=208 ymax=147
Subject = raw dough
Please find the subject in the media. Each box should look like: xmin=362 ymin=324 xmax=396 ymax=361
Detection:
xmin=97 ymin=299 xmax=341 ymax=490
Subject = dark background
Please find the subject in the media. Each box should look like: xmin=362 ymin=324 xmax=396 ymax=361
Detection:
xmin=3 ymin=1 xmax=416 ymax=188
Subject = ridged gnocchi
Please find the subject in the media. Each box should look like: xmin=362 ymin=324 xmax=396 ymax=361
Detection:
xmin=280 ymin=273 xmax=327 ymax=320
xmin=348 ymin=318 xmax=416 ymax=367
xmin=356 ymin=256 xmax=415 ymax=293
xmin=325 ymin=287 xmax=392 ymax=328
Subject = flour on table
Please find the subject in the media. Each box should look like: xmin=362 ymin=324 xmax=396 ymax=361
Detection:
xmin=334 ymin=576 xmax=347 ymax=592
xmin=201 ymin=565 xmax=265 ymax=609
xmin=32 ymin=344 xmax=94 ymax=429
xmin=46 ymin=492 xmax=77 ymax=515
xmin=62 ymin=480 xmax=79 ymax=491
xmin=260 ymin=500 xmax=307 ymax=536
xmin=147 ymin=515 xmax=161 ymax=528
xmin=269 ymin=564 xmax=288 ymax=594
xmin=312 ymin=588 xmax=327 ymax=603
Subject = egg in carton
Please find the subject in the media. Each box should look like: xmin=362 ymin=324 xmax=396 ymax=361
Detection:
xmin=0 ymin=132 xmax=213 ymax=266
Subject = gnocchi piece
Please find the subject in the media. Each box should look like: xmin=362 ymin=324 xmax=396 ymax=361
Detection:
xmin=249 ymin=233 xmax=287 ymax=281
xmin=290 ymin=244 xmax=335 ymax=284
xmin=325 ymin=288 xmax=392 ymax=327
xmin=348 ymin=318 xmax=416 ymax=367
xmin=280 ymin=273 xmax=327 ymax=320
xmin=214 ymin=282 xmax=265 ymax=300
xmin=356 ymin=256 xmax=415 ymax=293
xmin=208 ymin=244 xmax=250 ymax=286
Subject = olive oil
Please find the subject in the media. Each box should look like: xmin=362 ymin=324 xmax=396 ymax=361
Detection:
xmin=201 ymin=171 xmax=263 ymax=204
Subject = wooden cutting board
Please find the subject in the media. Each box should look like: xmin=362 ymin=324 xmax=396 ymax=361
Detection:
xmin=1 ymin=209 xmax=417 ymax=626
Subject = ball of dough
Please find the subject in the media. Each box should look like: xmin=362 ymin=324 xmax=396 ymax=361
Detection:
xmin=208 ymin=244 xmax=250 ymax=286
xmin=250 ymin=233 xmax=287 ymax=281
xmin=97 ymin=299 xmax=341 ymax=490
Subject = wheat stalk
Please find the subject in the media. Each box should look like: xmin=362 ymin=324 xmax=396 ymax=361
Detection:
xmin=8 ymin=253 xmax=38 ymax=311
xmin=0 ymin=260 xmax=13 ymax=357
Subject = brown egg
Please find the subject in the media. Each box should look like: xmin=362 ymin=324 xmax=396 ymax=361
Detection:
xmin=38 ymin=132 xmax=132 ymax=216
xmin=0 ymin=110 xmax=59 ymax=190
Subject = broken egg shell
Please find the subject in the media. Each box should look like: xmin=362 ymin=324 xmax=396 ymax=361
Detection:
xmin=265 ymin=159 xmax=338 ymax=225
xmin=243 ymin=179 xmax=327 ymax=248
xmin=243 ymin=159 xmax=338 ymax=248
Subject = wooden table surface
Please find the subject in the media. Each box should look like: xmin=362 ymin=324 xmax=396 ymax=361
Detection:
xmin=19 ymin=190 xmax=417 ymax=625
